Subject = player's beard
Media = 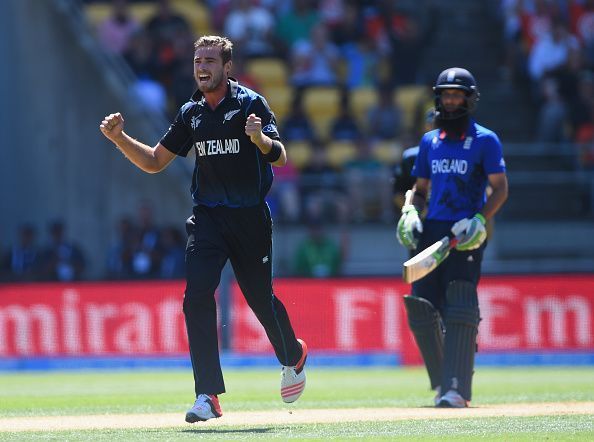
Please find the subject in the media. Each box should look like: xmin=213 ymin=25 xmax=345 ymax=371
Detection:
xmin=435 ymin=113 xmax=470 ymax=139
xmin=196 ymin=69 xmax=224 ymax=93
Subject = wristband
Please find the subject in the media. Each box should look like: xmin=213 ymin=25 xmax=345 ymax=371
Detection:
xmin=263 ymin=140 xmax=282 ymax=163
xmin=474 ymin=213 xmax=486 ymax=225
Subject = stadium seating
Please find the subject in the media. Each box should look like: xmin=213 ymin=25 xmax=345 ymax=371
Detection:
xmin=350 ymin=87 xmax=378 ymax=131
xmin=84 ymin=0 xmax=211 ymax=34
xmin=326 ymin=141 xmax=357 ymax=169
xmin=285 ymin=141 xmax=313 ymax=170
xmin=303 ymin=87 xmax=341 ymax=141
xmin=394 ymin=85 xmax=430 ymax=132
xmin=246 ymin=58 xmax=289 ymax=89
xmin=372 ymin=140 xmax=402 ymax=165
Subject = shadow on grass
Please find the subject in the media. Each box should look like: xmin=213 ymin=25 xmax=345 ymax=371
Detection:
xmin=180 ymin=427 xmax=280 ymax=434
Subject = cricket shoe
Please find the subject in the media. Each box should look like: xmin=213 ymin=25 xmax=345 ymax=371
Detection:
xmin=437 ymin=389 xmax=469 ymax=408
xmin=185 ymin=394 xmax=223 ymax=423
xmin=280 ymin=338 xmax=308 ymax=403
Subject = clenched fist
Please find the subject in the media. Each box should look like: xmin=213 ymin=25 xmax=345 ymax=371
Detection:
xmin=100 ymin=112 xmax=125 ymax=141
xmin=245 ymin=113 xmax=262 ymax=144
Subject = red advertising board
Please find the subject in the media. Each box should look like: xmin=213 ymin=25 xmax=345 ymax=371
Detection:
xmin=231 ymin=275 xmax=594 ymax=364
xmin=0 ymin=281 xmax=188 ymax=356
xmin=0 ymin=275 xmax=593 ymax=363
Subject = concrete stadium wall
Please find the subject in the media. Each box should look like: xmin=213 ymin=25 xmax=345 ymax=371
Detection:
xmin=0 ymin=0 xmax=191 ymax=278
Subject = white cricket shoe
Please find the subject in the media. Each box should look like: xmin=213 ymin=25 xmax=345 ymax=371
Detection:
xmin=280 ymin=339 xmax=308 ymax=403
xmin=185 ymin=394 xmax=223 ymax=423
xmin=437 ymin=389 xmax=469 ymax=408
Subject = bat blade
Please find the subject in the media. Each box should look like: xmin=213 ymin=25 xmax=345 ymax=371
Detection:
xmin=402 ymin=235 xmax=458 ymax=283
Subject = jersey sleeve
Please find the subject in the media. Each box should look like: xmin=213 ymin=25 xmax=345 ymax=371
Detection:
xmin=159 ymin=107 xmax=194 ymax=157
xmin=246 ymin=96 xmax=280 ymax=141
xmin=482 ymin=132 xmax=506 ymax=174
xmin=411 ymin=135 xmax=431 ymax=179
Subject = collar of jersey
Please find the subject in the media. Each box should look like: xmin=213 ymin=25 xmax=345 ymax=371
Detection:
xmin=190 ymin=77 xmax=239 ymax=104
xmin=438 ymin=119 xmax=476 ymax=141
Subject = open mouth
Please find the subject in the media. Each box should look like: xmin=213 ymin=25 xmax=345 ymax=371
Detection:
xmin=198 ymin=74 xmax=211 ymax=83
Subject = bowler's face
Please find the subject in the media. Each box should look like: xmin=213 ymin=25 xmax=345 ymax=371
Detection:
xmin=193 ymin=46 xmax=230 ymax=93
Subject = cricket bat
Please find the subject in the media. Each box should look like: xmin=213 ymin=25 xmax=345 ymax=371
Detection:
xmin=402 ymin=234 xmax=461 ymax=283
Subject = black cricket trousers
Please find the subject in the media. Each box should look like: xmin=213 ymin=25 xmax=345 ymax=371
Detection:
xmin=184 ymin=203 xmax=302 ymax=396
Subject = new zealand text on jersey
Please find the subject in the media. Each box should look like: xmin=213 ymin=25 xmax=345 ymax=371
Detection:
xmin=195 ymin=139 xmax=240 ymax=156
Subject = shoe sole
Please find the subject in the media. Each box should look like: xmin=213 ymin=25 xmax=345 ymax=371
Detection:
xmin=436 ymin=399 xmax=468 ymax=408
xmin=185 ymin=411 xmax=221 ymax=423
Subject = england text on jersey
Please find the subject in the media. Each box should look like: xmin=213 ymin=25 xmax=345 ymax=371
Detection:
xmin=431 ymin=158 xmax=468 ymax=174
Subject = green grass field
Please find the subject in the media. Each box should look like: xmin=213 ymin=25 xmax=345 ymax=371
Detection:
xmin=1 ymin=366 xmax=593 ymax=440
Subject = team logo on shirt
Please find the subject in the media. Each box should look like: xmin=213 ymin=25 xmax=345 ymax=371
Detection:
xmin=223 ymin=109 xmax=241 ymax=123
xmin=190 ymin=116 xmax=201 ymax=130
xmin=262 ymin=123 xmax=277 ymax=133
xmin=463 ymin=136 xmax=473 ymax=150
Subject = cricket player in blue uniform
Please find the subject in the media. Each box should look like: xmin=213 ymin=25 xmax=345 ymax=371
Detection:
xmin=100 ymin=36 xmax=307 ymax=422
xmin=397 ymin=67 xmax=508 ymax=407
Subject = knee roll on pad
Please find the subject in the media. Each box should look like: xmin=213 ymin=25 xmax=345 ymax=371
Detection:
xmin=404 ymin=296 xmax=444 ymax=390
xmin=441 ymin=280 xmax=480 ymax=401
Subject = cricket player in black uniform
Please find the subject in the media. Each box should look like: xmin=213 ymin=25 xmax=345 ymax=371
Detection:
xmin=100 ymin=36 xmax=307 ymax=423
xmin=392 ymin=109 xmax=436 ymax=213
xmin=397 ymin=67 xmax=508 ymax=407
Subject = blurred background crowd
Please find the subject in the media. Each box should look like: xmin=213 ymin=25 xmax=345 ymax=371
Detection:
xmin=2 ymin=0 xmax=594 ymax=281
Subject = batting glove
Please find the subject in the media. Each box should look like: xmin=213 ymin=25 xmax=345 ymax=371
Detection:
xmin=451 ymin=213 xmax=487 ymax=251
xmin=397 ymin=205 xmax=423 ymax=250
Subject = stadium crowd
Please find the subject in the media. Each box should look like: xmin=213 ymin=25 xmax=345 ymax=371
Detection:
xmin=500 ymin=0 xmax=594 ymax=164
xmin=6 ymin=0 xmax=584 ymax=282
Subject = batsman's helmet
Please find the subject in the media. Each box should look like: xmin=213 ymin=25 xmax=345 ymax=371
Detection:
xmin=433 ymin=67 xmax=480 ymax=119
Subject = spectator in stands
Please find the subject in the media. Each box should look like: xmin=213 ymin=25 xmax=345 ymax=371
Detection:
xmin=300 ymin=144 xmax=350 ymax=223
xmin=281 ymin=91 xmax=318 ymax=142
xmin=276 ymin=0 xmax=321 ymax=52
xmin=329 ymin=1 xmax=380 ymax=88
xmin=343 ymin=137 xmax=391 ymax=222
xmin=366 ymin=83 xmax=403 ymax=140
xmin=145 ymin=0 xmax=192 ymax=87
xmin=223 ymin=0 xmax=278 ymax=58
xmin=160 ymin=226 xmax=186 ymax=279
xmin=266 ymin=159 xmax=301 ymax=223
xmin=170 ymin=28 xmax=198 ymax=113
xmin=535 ymin=76 xmax=570 ymax=143
xmin=572 ymin=71 xmax=594 ymax=137
xmin=124 ymin=30 xmax=168 ymax=112
xmin=1 ymin=223 xmax=40 ymax=282
xmin=39 ymin=220 xmax=86 ymax=281
xmin=130 ymin=201 xmax=162 ymax=278
xmin=293 ymin=220 xmax=344 ymax=277
xmin=105 ymin=216 xmax=136 ymax=279
xmin=572 ymin=0 xmax=594 ymax=69
xmin=575 ymin=100 xmax=594 ymax=169
xmin=96 ymin=0 xmax=140 ymax=55
xmin=520 ymin=0 xmax=555 ymax=51
xmin=330 ymin=90 xmax=362 ymax=141
xmin=528 ymin=18 xmax=580 ymax=84
xmin=290 ymin=23 xmax=340 ymax=88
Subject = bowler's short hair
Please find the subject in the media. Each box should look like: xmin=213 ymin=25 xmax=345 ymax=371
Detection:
xmin=194 ymin=36 xmax=233 ymax=65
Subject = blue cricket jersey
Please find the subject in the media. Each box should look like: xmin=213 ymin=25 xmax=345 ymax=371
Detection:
xmin=159 ymin=78 xmax=280 ymax=208
xmin=412 ymin=120 xmax=506 ymax=221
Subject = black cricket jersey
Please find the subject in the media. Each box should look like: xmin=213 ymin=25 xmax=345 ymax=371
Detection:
xmin=159 ymin=78 xmax=280 ymax=208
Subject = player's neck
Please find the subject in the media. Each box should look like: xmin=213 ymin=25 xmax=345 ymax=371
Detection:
xmin=203 ymin=80 xmax=229 ymax=110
